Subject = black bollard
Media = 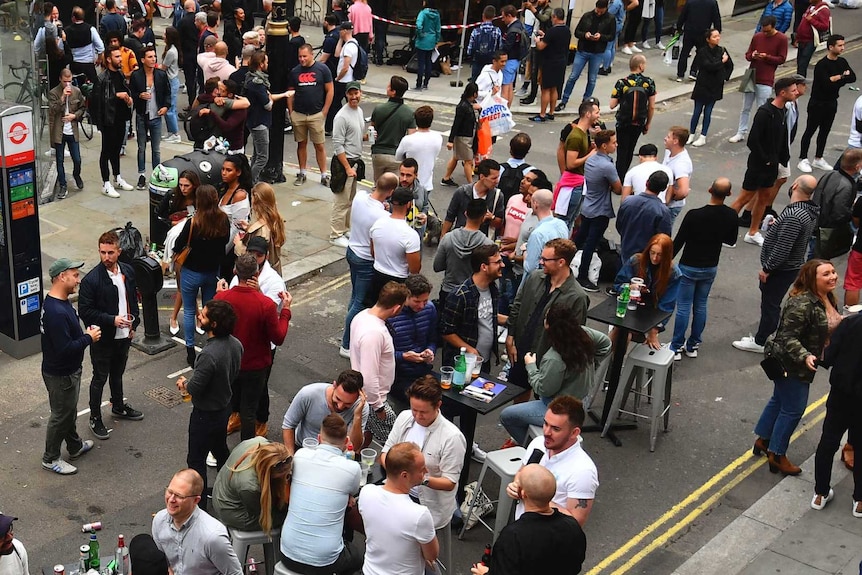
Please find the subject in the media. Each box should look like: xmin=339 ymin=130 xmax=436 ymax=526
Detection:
xmin=131 ymin=256 xmax=177 ymax=355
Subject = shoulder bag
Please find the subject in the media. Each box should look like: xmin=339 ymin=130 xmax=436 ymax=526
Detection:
xmin=173 ymin=218 xmax=194 ymax=270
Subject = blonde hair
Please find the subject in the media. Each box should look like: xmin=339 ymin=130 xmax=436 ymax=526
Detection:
xmin=251 ymin=183 xmax=286 ymax=250
xmin=230 ymin=441 xmax=291 ymax=535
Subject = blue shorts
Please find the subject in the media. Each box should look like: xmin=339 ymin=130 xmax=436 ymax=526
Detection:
xmin=502 ymin=59 xmax=520 ymax=85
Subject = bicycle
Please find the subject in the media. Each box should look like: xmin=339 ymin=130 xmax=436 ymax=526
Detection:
xmin=71 ymin=73 xmax=94 ymax=140
xmin=2 ymin=60 xmax=48 ymax=137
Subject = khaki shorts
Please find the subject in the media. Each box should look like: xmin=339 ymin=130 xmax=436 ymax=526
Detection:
xmin=453 ymin=136 xmax=474 ymax=162
xmin=291 ymin=111 xmax=326 ymax=145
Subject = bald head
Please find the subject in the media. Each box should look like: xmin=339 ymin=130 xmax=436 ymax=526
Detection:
xmin=709 ymin=177 xmax=732 ymax=198
xmin=791 ymin=174 xmax=817 ymax=201
xmin=375 ymin=172 xmax=399 ymax=196
xmin=203 ymin=35 xmax=218 ymax=50
xmin=517 ymin=464 xmax=557 ymax=505
xmin=214 ymin=41 xmax=228 ymax=58
xmin=174 ymin=468 xmax=204 ymax=494
xmin=531 ymin=189 xmax=554 ymax=212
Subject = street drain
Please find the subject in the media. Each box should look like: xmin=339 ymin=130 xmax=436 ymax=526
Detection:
xmin=145 ymin=386 xmax=184 ymax=408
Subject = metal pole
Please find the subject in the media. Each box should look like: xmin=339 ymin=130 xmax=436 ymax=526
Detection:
xmin=453 ymin=0 xmax=469 ymax=87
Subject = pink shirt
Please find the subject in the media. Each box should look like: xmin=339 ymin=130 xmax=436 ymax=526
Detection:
xmin=349 ymin=309 xmax=394 ymax=409
xmin=349 ymin=1 xmax=374 ymax=36
xmin=502 ymin=195 xmax=531 ymax=255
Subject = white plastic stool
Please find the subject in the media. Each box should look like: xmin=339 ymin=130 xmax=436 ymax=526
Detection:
xmin=229 ymin=528 xmax=282 ymax=575
xmin=602 ymin=344 xmax=674 ymax=451
xmin=274 ymin=561 xmax=335 ymax=575
xmin=524 ymin=425 xmax=543 ymax=446
xmin=458 ymin=446 xmax=526 ymax=542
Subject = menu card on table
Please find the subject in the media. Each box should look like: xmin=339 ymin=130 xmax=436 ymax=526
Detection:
xmin=460 ymin=377 xmax=507 ymax=403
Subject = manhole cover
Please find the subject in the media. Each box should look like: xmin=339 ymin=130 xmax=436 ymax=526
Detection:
xmin=145 ymin=386 xmax=184 ymax=408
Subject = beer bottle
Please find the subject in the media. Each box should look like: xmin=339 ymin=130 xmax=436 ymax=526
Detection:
xmin=88 ymin=531 xmax=100 ymax=571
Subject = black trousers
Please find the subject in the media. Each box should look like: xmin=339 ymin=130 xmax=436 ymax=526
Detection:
xmin=615 ymin=123 xmax=644 ymax=180
xmin=326 ymin=81 xmax=348 ymax=133
xmin=70 ymin=61 xmax=98 ymax=85
xmin=182 ymin=57 xmax=197 ymax=108
xmin=526 ymin=49 xmax=542 ymax=100
xmin=799 ymin=100 xmax=838 ymax=160
xmin=677 ymin=33 xmax=704 ymax=79
xmin=89 ymin=337 xmax=132 ymax=413
xmin=187 ymin=406 xmax=231 ymax=508
xmin=100 ymin=121 xmax=127 ymax=182
xmin=622 ymin=4 xmax=643 ymax=44
xmin=364 ymin=269 xmax=405 ymax=308
xmin=234 ymin=368 xmax=267 ymax=440
xmin=814 ymin=388 xmax=862 ymax=501
xmin=754 ymin=268 xmax=798 ymax=346
xmin=355 ymin=32 xmax=370 ymax=53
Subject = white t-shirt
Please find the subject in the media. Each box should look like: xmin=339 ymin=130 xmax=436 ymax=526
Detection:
xmin=338 ymin=39 xmax=359 ymax=83
xmin=516 ymin=435 xmax=599 ymax=519
xmin=369 ymin=216 xmax=420 ymax=278
xmin=395 ymin=130 xmax=444 ymax=192
xmin=849 ymin=94 xmax=862 ymax=148
xmin=662 ymin=149 xmax=693 ymax=208
xmin=623 ymin=160 xmax=674 ymax=198
xmin=0 ymin=540 xmax=29 ymax=575
xmin=107 ymin=266 xmax=130 ymax=339
xmin=349 ymin=192 xmax=388 ymax=261
xmin=358 ymin=484 xmax=436 ymax=575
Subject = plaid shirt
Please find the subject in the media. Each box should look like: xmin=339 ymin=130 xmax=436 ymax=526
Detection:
xmin=440 ymin=276 xmax=499 ymax=365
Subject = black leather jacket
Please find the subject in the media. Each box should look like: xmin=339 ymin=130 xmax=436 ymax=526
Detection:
xmin=78 ymin=261 xmax=141 ymax=341
xmin=91 ymin=68 xmax=131 ymax=129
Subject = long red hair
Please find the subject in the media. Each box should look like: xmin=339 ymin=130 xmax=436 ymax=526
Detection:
xmin=637 ymin=233 xmax=675 ymax=303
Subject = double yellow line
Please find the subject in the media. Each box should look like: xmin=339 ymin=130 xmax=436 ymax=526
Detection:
xmin=587 ymin=392 xmax=829 ymax=575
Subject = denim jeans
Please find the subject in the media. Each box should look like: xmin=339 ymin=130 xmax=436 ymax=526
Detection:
xmin=55 ymin=135 xmax=81 ymax=187
xmin=250 ymin=125 xmax=269 ymax=182
xmin=562 ymin=51 xmax=604 ymax=103
xmin=690 ymin=100 xmax=716 ymax=136
xmin=602 ymin=30 xmax=622 ymax=69
xmin=180 ymin=266 xmax=217 ymax=348
xmin=738 ymin=84 xmax=772 ymax=136
xmin=416 ymin=48 xmax=433 ymax=87
xmin=563 ymin=184 xmax=584 ymax=230
xmin=136 ymin=115 xmax=163 ymax=174
xmin=500 ymin=398 xmax=552 ymax=445
xmin=668 ymin=205 xmax=683 ymax=226
xmin=342 ymin=247 xmax=375 ymax=349
xmin=641 ymin=5 xmax=664 ymax=43
xmin=166 ymin=76 xmax=180 ymax=134
xmin=671 ymin=265 xmax=717 ymax=352
xmin=573 ymin=215 xmax=610 ymax=282
xmin=796 ymin=41 xmax=816 ymax=77
xmin=754 ymin=376 xmax=810 ymax=456
xmin=754 ymin=268 xmax=798 ymax=346
xmin=42 ymin=369 xmax=85 ymax=463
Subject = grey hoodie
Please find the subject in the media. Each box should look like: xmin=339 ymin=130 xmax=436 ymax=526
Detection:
xmin=433 ymin=228 xmax=494 ymax=293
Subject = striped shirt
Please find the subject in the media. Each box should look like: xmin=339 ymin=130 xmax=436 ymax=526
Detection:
xmin=761 ymin=200 xmax=819 ymax=272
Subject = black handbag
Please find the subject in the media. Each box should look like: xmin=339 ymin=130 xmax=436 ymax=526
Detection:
xmin=760 ymin=355 xmax=787 ymax=381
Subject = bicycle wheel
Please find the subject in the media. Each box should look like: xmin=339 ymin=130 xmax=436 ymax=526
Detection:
xmin=2 ymin=82 xmax=32 ymax=108
xmin=80 ymin=111 xmax=93 ymax=140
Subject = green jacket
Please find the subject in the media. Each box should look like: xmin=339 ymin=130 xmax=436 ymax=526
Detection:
xmin=765 ymin=292 xmax=829 ymax=383
xmin=525 ymin=326 xmax=612 ymax=400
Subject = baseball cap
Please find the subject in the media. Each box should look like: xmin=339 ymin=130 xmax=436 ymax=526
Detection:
xmin=390 ymin=187 xmax=415 ymax=205
xmin=637 ymin=143 xmax=658 ymax=157
xmin=0 ymin=514 xmax=17 ymax=537
xmin=49 ymin=258 xmax=85 ymax=279
xmin=345 ymin=81 xmax=361 ymax=92
xmin=246 ymin=236 xmax=269 ymax=254
xmin=340 ymin=21 xmax=353 ymax=30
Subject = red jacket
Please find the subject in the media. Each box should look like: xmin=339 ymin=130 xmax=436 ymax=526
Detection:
xmin=214 ymin=285 xmax=290 ymax=371
xmin=795 ymin=2 xmax=830 ymax=44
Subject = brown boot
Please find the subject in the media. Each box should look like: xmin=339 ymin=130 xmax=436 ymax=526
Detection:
xmin=841 ymin=443 xmax=854 ymax=471
xmin=753 ymin=437 xmax=770 ymax=457
xmin=226 ymin=412 xmax=241 ymax=435
xmin=767 ymin=451 xmax=802 ymax=476
xmin=255 ymin=422 xmax=268 ymax=437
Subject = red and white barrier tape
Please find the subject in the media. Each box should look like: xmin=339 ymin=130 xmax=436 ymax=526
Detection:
xmin=371 ymin=13 xmax=485 ymax=30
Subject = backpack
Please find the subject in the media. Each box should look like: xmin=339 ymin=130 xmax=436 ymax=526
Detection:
xmin=186 ymin=104 xmax=214 ymax=145
xmin=498 ymin=161 xmax=531 ymax=204
xmin=513 ymin=24 xmax=530 ymax=60
xmin=349 ymin=39 xmax=369 ymax=81
xmin=473 ymin=25 xmax=498 ymax=61
xmin=617 ymin=84 xmax=649 ymax=128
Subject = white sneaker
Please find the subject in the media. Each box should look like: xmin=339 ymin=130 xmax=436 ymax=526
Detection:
xmin=656 ymin=41 xmax=666 ymax=50
xmin=811 ymin=488 xmax=834 ymax=510
xmin=630 ymin=45 xmax=643 ymax=53
xmin=728 ymin=133 xmax=745 ymax=143
xmin=330 ymin=236 xmax=350 ymax=248
xmin=164 ymin=133 xmax=182 ymax=144
xmin=42 ymin=458 xmax=78 ymax=474
xmin=685 ymin=346 xmax=699 ymax=358
xmin=692 ymin=134 xmax=707 ymax=147
xmin=115 ymin=175 xmax=134 ymax=191
xmin=812 ymin=157 xmax=832 ymax=171
xmin=641 ymin=40 xmax=651 ymax=49
xmin=743 ymin=232 xmax=764 ymax=246
xmin=797 ymin=158 xmax=813 ymax=173
xmin=206 ymin=452 xmax=217 ymax=467
xmin=687 ymin=133 xmax=696 ymax=145
xmin=732 ymin=335 xmax=765 ymax=353
xmin=471 ymin=443 xmax=487 ymax=463
xmin=621 ymin=46 xmax=633 ymax=55
xmin=103 ymin=181 xmax=120 ymax=198
xmin=339 ymin=346 xmax=350 ymax=359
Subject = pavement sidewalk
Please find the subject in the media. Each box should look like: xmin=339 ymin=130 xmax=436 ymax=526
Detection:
xmin=673 ymin=449 xmax=861 ymax=575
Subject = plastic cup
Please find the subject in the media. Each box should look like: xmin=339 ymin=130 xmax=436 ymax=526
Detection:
xmin=302 ymin=437 xmax=319 ymax=450
xmin=616 ymin=295 xmax=628 ymax=318
xmin=471 ymin=356 xmax=484 ymax=379
xmin=361 ymin=448 xmax=376 ymax=468
xmin=440 ymin=366 xmax=454 ymax=389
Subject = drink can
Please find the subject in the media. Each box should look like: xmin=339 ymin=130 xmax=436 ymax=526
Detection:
xmin=367 ymin=126 xmax=376 ymax=145
xmin=54 ymin=565 xmax=65 ymax=575
xmin=82 ymin=522 xmax=102 ymax=532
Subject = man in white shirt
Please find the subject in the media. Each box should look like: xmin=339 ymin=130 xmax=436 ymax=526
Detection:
xmin=382 ymin=376 xmax=466 ymax=572
xmin=351 ymin=282 xmax=410 ymax=443
xmin=360 ymin=442 xmax=438 ymax=575
xmin=620 ymin=143 xmax=673 ymax=200
xmin=340 ymin=173 xmax=397 ymax=357
xmin=365 ymin=187 xmax=422 ymax=307
xmin=327 ymin=21 xmax=358 ymax=135
xmin=662 ymin=126 xmax=693 ymax=225
xmin=0 ymin=514 xmax=28 ymax=575
xmin=281 ymin=415 xmax=363 ymax=575
xmin=395 ymin=106 xmax=443 ymax=193
xmin=507 ymin=396 xmax=598 ymax=527
xmin=475 ymin=50 xmax=507 ymax=100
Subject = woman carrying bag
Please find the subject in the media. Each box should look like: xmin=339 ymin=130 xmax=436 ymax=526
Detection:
xmin=158 ymin=169 xmax=199 ymax=335
xmin=441 ymin=82 xmax=480 ymax=187
xmin=688 ymin=28 xmax=732 ymax=148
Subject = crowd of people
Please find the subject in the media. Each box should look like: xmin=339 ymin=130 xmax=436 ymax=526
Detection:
xmin=23 ymin=0 xmax=862 ymax=573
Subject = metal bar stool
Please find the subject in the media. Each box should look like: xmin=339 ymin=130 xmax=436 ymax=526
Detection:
xmin=458 ymin=446 xmax=526 ymax=543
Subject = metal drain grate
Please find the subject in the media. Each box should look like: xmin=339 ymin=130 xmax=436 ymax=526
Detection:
xmin=145 ymin=386 xmax=184 ymax=408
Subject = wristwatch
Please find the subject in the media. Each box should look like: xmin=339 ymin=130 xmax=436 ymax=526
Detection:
xmin=421 ymin=477 xmax=431 ymax=486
